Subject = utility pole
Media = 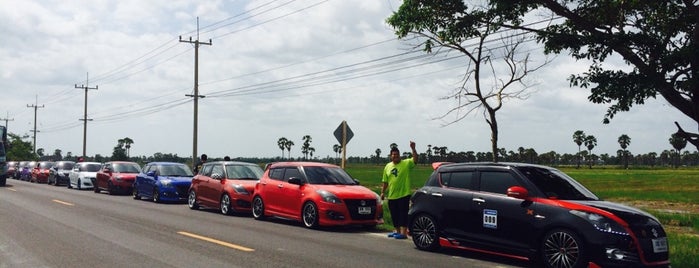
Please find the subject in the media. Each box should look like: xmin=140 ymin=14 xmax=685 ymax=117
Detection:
xmin=180 ymin=17 xmax=212 ymax=169
xmin=0 ymin=111 xmax=13 ymax=129
xmin=27 ymin=95 xmax=44 ymax=154
xmin=75 ymin=72 xmax=98 ymax=158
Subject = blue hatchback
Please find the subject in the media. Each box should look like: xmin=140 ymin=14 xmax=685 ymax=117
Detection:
xmin=133 ymin=162 xmax=194 ymax=203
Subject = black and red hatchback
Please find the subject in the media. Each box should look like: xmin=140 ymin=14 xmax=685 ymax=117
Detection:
xmin=408 ymin=162 xmax=669 ymax=268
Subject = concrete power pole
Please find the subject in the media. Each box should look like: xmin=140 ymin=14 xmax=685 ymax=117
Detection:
xmin=180 ymin=17 xmax=212 ymax=169
xmin=75 ymin=73 xmax=98 ymax=158
xmin=0 ymin=111 xmax=13 ymax=129
xmin=27 ymin=95 xmax=44 ymax=154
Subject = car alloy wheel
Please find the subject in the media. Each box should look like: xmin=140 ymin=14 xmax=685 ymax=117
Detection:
xmin=107 ymin=182 xmax=115 ymax=195
xmin=410 ymin=214 xmax=440 ymax=251
xmin=188 ymin=190 xmax=199 ymax=210
xmin=542 ymin=229 xmax=584 ymax=268
xmin=93 ymin=183 xmax=100 ymax=193
xmin=302 ymin=201 xmax=319 ymax=229
xmin=252 ymin=196 xmax=265 ymax=220
xmin=77 ymin=179 xmax=82 ymax=190
xmin=153 ymin=188 xmax=161 ymax=203
xmin=220 ymin=194 xmax=233 ymax=215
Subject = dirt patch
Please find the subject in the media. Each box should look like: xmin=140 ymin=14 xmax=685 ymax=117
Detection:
xmin=609 ymin=198 xmax=699 ymax=215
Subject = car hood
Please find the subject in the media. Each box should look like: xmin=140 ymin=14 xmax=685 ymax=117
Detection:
xmin=569 ymin=200 xmax=658 ymax=223
xmin=114 ymin=173 xmax=138 ymax=179
xmin=310 ymin=184 xmax=377 ymax=198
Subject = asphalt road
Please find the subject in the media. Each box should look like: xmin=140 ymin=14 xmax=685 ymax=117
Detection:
xmin=0 ymin=179 xmax=528 ymax=268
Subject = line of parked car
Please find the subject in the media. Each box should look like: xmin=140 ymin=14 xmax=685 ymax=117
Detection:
xmin=3 ymin=160 xmax=671 ymax=267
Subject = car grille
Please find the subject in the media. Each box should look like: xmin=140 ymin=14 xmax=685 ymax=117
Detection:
xmin=175 ymin=185 xmax=189 ymax=198
xmin=627 ymin=218 xmax=669 ymax=263
xmin=344 ymin=199 xmax=377 ymax=220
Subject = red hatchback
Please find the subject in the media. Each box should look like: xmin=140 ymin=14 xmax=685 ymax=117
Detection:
xmin=188 ymin=161 xmax=264 ymax=215
xmin=31 ymin=161 xmax=54 ymax=183
xmin=252 ymin=162 xmax=383 ymax=229
xmin=94 ymin=161 xmax=142 ymax=195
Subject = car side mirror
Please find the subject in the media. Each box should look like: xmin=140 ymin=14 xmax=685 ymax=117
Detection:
xmin=288 ymin=177 xmax=305 ymax=185
xmin=507 ymin=186 xmax=529 ymax=200
xmin=147 ymin=171 xmax=157 ymax=178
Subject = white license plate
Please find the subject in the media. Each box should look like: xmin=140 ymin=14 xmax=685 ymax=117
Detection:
xmin=652 ymin=237 xmax=668 ymax=253
xmin=358 ymin=206 xmax=371 ymax=215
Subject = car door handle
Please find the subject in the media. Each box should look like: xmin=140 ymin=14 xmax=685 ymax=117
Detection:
xmin=472 ymin=197 xmax=485 ymax=203
xmin=430 ymin=192 xmax=443 ymax=197
xmin=277 ymin=184 xmax=284 ymax=188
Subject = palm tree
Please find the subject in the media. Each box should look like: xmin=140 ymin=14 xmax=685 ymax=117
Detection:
xmin=389 ymin=143 xmax=398 ymax=150
xmin=122 ymin=137 xmax=134 ymax=158
xmin=618 ymin=134 xmax=631 ymax=169
xmin=301 ymin=135 xmax=312 ymax=160
xmin=333 ymin=144 xmax=341 ymax=160
xmin=669 ymin=133 xmax=687 ymax=168
xmin=284 ymin=139 xmax=294 ymax=159
xmin=375 ymin=148 xmax=382 ymax=164
xmin=573 ymin=130 xmax=586 ymax=168
xmin=584 ymin=135 xmax=597 ymax=169
xmin=277 ymin=137 xmax=288 ymax=159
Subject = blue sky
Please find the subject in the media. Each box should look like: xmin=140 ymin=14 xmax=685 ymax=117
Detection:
xmin=1 ymin=0 xmax=693 ymax=159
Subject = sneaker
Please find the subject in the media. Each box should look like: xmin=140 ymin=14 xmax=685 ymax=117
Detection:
xmin=394 ymin=234 xmax=407 ymax=239
xmin=387 ymin=232 xmax=399 ymax=238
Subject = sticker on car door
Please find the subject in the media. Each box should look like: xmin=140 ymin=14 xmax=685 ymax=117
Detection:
xmin=483 ymin=209 xmax=497 ymax=229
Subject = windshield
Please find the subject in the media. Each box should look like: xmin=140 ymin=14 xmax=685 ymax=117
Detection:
xmin=39 ymin=162 xmax=54 ymax=169
xmin=114 ymin=163 xmax=141 ymax=173
xmin=518 ymin=166 xmax=599 ymax=200
xmin=158 ymin=164 xmax=194 ymax=177
xmin=58 ymin=162 xmax=74 ymax=170
xmin=303 ymin=166 xmax=358 ymax=185
xmin=81 ymin=163 xmax=102 ymax=172
xmin=225 ymin=164 xmax=263 ymax=180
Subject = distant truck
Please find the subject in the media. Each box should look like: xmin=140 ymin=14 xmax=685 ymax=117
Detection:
xmin=0 ymin=125 xmax=7 ymax=186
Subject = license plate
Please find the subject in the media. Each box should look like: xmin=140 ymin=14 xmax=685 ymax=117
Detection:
xmin=358 ymin=206 xmax=371 ymax=215
xmin=652 ymin=237 xmax=668 ymax=253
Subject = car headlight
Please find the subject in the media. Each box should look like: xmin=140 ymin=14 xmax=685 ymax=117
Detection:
xmin=316 ymin=190 xmax=342 ymax=204
xmin=232 ymin=184 xmax=249 ymax=195
xmin=570 ymin=210 xmax=628 ymax=235
xmin=374 ymin=192 xmax=383 ymax=206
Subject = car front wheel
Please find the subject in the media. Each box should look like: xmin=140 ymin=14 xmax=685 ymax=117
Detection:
xmin=410 ymin=213 xmax=440 ymax=251
xmin=188 ymin=190 xmax=199 ymax=210
xmin=302 ymin=201 xmax=319 ymax=229
xmin=220 ymin=194 xmax=233 ymax=215
xmin=252 ymin=196 xmax=265 ymax=220
xmin=132 ymin=186 xmax=140 ymax=200
xmin=541 ymin=229 xmax=585 ymax=268
xmin=153 ymin=188 xmax=161 ymax=203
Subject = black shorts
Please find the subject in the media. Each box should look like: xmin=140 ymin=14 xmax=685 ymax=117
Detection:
xmin=388 ymin=195 xmax=410 ymax=228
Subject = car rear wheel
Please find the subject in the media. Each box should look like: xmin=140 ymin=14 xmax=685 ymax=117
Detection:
xmin=188 ymin=190 xmax=199 ymax=210
xmin=302 ymin=201 xmax=319 ymax=229
xmin=107 ymin=182 xmax=115 ymax=195
xmin=153 ymin=188 xmax=161 ymax=203
xmin=252 ymin=196 xmax=265 ymax=220
xmin=541 ymin=229 xmax=585 ymax=268
xmin=410 ymin=213 xmax=440 ymax=251
xmin=93 ymin=183 xmax=100 ymax=193
xmin=77 ymin=179 xmax=82 ymax=190
xmin=220 ymin=194 xmax=233 ymax=215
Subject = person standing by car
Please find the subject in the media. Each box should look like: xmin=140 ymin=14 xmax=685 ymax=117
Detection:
xmin=381 ymin=141 xmax=417 ymax=240
xmin=194 ymin=154 xmax=207 ymax=174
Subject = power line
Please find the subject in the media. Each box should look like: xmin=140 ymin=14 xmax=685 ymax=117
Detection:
xmin=75 ymin=73 xmax=98 ymax=158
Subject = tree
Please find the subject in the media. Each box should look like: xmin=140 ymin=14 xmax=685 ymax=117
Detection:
xmin=387 ymin=0 xmax=550 ymax=162
xmin=618 ymin=134 xmax=631 ymax=169
xmin=333 ymin=144 xmax=342 ymax=161
xmin=669 ymin=133 xmax=687 ymax=168
xmin=463 ymin=1 xmax=699 ymax=151
xmin=36 ymin=148 xmax=44 ymax=157
xmin=301 ymin=135 xmax=313 ymax=160
xmin=284 ymin=139 xmax=294 ymax=159
xmin=111 ymin=139 xmax=128 ymax=161
xmin=584 ymin=135 xmax=597 ymax=169
xmin=53 ymin=149 xmax=62 ymax=161
xmin=573 ymin=130 xmax=586 ymax=168
xmin=277 ymin=137 xmax=288 ymax=159
xmin=119 ymin=137 xmax=134 ymax=158
xmin=6 ymin=133 xmax=34 ymax=160
xmin=375 ymin=148 xmax=382 ymax=164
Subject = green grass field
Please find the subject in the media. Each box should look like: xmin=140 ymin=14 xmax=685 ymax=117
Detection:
xmin=345 ymin=164 xmax=698 ymax=268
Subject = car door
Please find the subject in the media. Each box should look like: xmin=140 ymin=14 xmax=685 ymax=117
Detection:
xmin=430 ymin=170 xmax=475 ymax=240
xmin=470 ymin=168 xmax=534 ymax=252
xmin=277 ymin=167 xmax=305 ymax=218
xmin=137 ymin=164 xmax=154 ymax=196
xmin=196 ymin=163 xmax=217 ymax=206
xmin=208 ymin=164 xmax=226 ymax=205
xmin=258 ymin=167 xmax=284 ymax=214
xmin=97 ymin=163 xmax=111 ymax=189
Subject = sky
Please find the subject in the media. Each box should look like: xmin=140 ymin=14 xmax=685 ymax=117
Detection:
xmin=0 ymin=0 xmax=694 ymax=160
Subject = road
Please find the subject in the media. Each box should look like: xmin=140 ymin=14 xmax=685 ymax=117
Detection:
xmin=0 ymin=179 xmax=527 ymax=268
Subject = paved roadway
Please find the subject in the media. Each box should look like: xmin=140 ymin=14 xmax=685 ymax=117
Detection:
xmin=0 ymin=179 xmax=527 ymax=268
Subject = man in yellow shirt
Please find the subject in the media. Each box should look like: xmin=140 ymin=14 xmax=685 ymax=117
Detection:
xmin=381 ymin=141 xmax=417 ymax=239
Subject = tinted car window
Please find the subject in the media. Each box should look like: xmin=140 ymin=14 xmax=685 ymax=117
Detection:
xmin=114 ymin=163 xmax=141 ymax=173
xmin=479 ymin=171 xmax=520 ymax=195
xmin=518 ymin=167 xmax=598 ymax=200
xmin=441 ymin=171 xmax=474 ymax=190
xmin=201 ymin=164 xmax=214 ymax=176
xmin=211 ymin=164 xmax=225 ymax=178
xmin=269 ymin=168 xmax=284 ymax=181
xmin=81 ymin=164 xmax=102 ymax=172
xmin=304 ymin=166 xmax=357 ymax=185
xmin=158 ymin=164 xmax=193 ymax=177
xmin=226 ymin=165 xmax=263 ymax=180
xmin=283 ymin=167 xmax=302 ymax=181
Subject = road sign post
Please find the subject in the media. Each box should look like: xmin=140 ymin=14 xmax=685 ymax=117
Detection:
xmin=333 ymin=121 xmax=353 ymax=169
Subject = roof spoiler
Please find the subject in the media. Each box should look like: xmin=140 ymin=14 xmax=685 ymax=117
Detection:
xmin=431 ymin=162 xmax=452 ymax=170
